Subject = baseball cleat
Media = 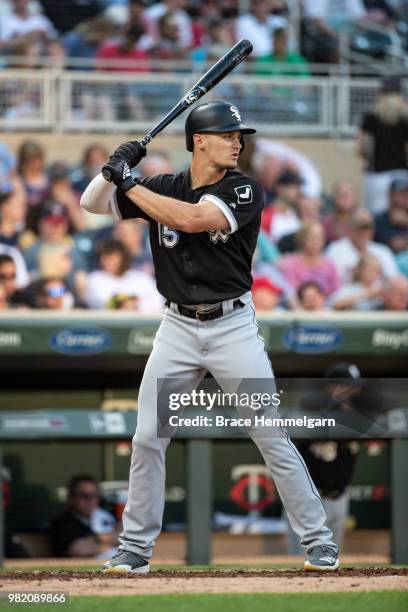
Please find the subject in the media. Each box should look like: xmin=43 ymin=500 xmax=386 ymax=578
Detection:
xmin=304 ymin=545 xmax=340 ymax=571
xmin=102 ymin=550 xmax=150 ymax=574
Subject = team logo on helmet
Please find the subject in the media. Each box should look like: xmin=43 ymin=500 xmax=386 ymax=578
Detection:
xmin=230 ymin=105 xmax=242 ymax=122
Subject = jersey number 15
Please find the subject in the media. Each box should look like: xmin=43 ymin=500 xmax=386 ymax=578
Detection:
xmin=158 ymin=223 xmax=179 ymax=248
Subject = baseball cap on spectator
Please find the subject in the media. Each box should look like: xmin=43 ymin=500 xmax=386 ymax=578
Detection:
xmin=252 ymin=277 xmax=282 ymax=295
xmin=323 ymin=362 xmax=361 ymax=379
xmin=277 ymin=170 xmax=303 ymax=186
xmin=390 ymin=175 xmax=408 ymax=193
xmin=48 ymin=162 xmax=71 ymax=183
xmin=40 ymin=202 xmax=69 ymax=225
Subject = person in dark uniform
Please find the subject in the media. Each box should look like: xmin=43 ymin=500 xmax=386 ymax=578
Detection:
xmin=81 ymin=100 xmax=339 ymax=573
xmin=286 ymin=362 xmax=363 ymax=555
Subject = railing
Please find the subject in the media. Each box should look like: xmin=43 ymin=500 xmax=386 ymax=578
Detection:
xmin=0 ymin=69 xmax=406 ymax=136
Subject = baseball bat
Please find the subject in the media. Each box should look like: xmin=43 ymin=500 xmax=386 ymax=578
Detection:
xmin=102 ymin=38 xmax=253 ymax=182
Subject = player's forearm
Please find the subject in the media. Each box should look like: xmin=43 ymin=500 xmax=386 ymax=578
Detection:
xmin=80 ymin=173 xmax=115 ymax=215
xmin=125 ymin=184 xmax=200 ymax=231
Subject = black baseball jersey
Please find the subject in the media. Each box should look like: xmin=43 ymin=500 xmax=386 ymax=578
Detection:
xmin=112 ymin=169 xmax=264 ymax=304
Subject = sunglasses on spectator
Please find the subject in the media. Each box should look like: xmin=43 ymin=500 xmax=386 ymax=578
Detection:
xmin=0 ymin=273 xmax=16 ymax=281
xmin=45 ymin=286 xmax=65 ymax=298
xmin=74 ymin=492 xmax=100 ymax=500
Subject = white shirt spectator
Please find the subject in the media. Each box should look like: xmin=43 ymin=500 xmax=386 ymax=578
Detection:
xmin=326 ymin=237 xmax=398 ymax=283
xmin=0 ymin=9 xmax=55 ymax=42
xmin=254 ymin=139 xmax=323 ymax=198
xmin=0 ymin=243 xmax=29 ymax=288
xmin=303 ymin=0 xmax=366 ymax=30
xmin=145 ymin=2 xmax=193 ymax=48
xmin=235 ymin=13 xmax=287 ymax=57
xmin=269 ymin=209 xmax=300 ymax=243
xmin=85 ymin=268 xmax=164 ymax=311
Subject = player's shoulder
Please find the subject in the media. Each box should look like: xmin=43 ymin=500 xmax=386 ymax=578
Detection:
xmin=217 ymin=170 xmax=264 ymax=204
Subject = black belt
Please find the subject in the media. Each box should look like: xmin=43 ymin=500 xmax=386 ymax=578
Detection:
xmin=165 ymin=299 xmax=244 ymax=321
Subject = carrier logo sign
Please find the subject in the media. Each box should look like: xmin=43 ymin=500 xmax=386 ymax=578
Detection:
xmin=234 ymin=184 xmax=253 ymax=204
xmin=49 ymin=328 xmax=112 ymax=355
xmin=283 ymin=324 xmax=343 ymax=353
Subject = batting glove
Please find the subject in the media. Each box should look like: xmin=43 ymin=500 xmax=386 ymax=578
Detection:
xmin=102 ymin=141 xmax=146 ymax=192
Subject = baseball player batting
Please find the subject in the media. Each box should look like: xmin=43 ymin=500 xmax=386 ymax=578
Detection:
xmin=81 ymin=100 xmax=339 ymax=573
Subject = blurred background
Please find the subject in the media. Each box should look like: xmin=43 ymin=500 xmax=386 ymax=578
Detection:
xmin=0 ymin=0 xmax=407 ymax=565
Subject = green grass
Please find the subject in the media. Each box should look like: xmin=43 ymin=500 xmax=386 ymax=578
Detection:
xmin=0 ymin=592 xmax=407 ymax=612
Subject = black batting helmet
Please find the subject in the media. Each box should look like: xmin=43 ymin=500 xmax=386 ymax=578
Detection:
xmin=185 ymin=100 xmax=256 ymax=152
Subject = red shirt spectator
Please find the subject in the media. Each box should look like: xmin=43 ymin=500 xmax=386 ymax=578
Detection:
xmin=97 ymin=25 xmax=149 ymax=72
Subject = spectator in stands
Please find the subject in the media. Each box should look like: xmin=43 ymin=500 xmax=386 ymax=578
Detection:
xmin=278 ymin=195 xmax=323 ymax=253
xmin=302 ymin=0 xmax=366 ymax=62
xmin=254 ymin=138 xmax=323 ymax=199
xmin=23 ymin=202 xmax=87 ymax=299
xmin=63 ymin=15 xmax=114 ymax=67
xmin=363 ymin=0 xmax=396 ymax=25
xmin=97 ymin=23 xmax=150 ymax=72
xmin=235 ymin=0 xmax=287 ymax=57
xmin=40 ymin=0 xmax=102 ymax=35
xmin=329 ymin=253 xmax=384 ymax=310
xmin=85 ymin=239 xmax=163 ymax=311
xmin=0 ymin=254 xmax=17 ymax=303
xmin=374 ymin=176 xmax=408 ymax=254
xmin=30 ymin=277 xmax=74 ymax=310
xmin=144 ymin=0 xmax=193 ymax=49
xmin=0 ymin=141 xmax=16 ymax=192
xmin=277 ymin=221 xmax=341 ymax=296
xmin=297 ymin=280 xmax=327 ymax=311
xmin=49 ymin=474 xmax=119 ymax=558
xmin=381 ymin=275 xmax=408 ymax=310
xmin=0 ymin=281 xmax=9 ymax=309
xmin=72 ymin=143 xmax=109 ymax=195
xmin=0 ymin=189 xmax=27 ymax=247
xmin=255 ymin=27 xmax=310 ymax=76
xmin=358 ymin=77 xmax=408 ymax=215
xmin=261 ymin=170 xmax=302 ymax=243
xmin=127 ymin=0 xmax=155 ymax=50
xmin=191 ymin=18 xmax=232 ymax=64
xmin=47 ymin=162 xmax=85 ymax=232
xmin=326 ymin=209 xmax=399 ymax=283
xmin=252 ymin=275 xmax=283 ymax=311
xmin=140 ymin=151 xmax=174 ymax=178
xmin=0 ymin=0 xmax=56 ymax=53
xmin=251 ymin=151 xmax=283 ymax=203
xmin=113 ymin=219 xmax=153 ymax=274
xmin=322 ymin=180 xmax=358 ymax=243
xmin=0 ymin=249 xmax=29 ymax=294
xmin=16 ymin=140 xmax=49 ymax=207
xmin=148 ymin=11 xmax=188 ymax=61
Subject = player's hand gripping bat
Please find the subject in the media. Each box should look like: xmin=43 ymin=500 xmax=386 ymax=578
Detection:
xmin=102 ymin=38 xmax=253 ymax=182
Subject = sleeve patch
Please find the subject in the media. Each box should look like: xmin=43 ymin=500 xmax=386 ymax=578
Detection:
xmin=234 ymin=184 xmax=253 ymax=204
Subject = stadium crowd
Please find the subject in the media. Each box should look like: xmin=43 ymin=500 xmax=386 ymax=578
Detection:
xmin=0 ymin=0 xmax=407 ymax=71
xmin=0 ymin=116 xmax=407 ymax=313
